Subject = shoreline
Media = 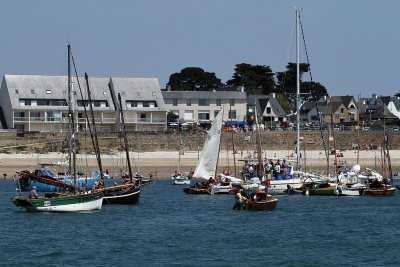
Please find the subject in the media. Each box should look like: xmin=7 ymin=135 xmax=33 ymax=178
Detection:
xmin=0 ymin=149 xmax=398 ymax=180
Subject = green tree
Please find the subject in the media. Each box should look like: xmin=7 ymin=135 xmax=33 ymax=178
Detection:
xmin=301 ymin=81 xmax=329 ymax=101
xmin=226 ymin=63 xmax=275 ymax=95
xmin=167 ymin=112 xmax=178 ymax=121
xmin=167 ymin=67 xmax=223 ymax=91
xmin=276 ymin=62 xmax=328 ymax=99
xmin=275 ymin=93 xmax=290 ymax=113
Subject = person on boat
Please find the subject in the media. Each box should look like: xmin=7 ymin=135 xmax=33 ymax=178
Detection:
xmin=29 ymin=186 xmax=39 ymax=199
xmin=234 ymin=189 xmax=247 ymax=210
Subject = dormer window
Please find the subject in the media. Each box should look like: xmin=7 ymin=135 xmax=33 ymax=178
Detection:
xmin=31 ymin=89 xmax=35 ymax=94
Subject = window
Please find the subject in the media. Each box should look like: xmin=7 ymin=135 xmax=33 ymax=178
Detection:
xmin=340 ymin=108 xmax=344 ymax=114
xmin=216 ymin=99 xmax=221 ymax=106
xmin=31 ymin=89 xmax=35 ymax=94
xmin=266 ymin=107 xmax=271 ymax=114
xmin=31 ymin=100 xmax=37 ymax=107
xmin=31 ymin=112 xmax=41 ymax=121
xmin=228 ymin=110 xmax=237 ymax=120
xmin=187 ymin=99 xmax=191 ymax=106
xmin=143 ymin=102 xmax=150 ymax=107
xmin=184 ymin=110 xmax=194 ymax=120
xmin=173 ymin=98 xmax=178 ymax=106
xmin=230 ymin=99 xmax=235 ymax=106
xmin=46 ymin=90 xmax=52 ymax=94
xmin=198 ymin=111 xmax=210 ymax=120
xmin=198 ymin=99 xmax=209 ymax=106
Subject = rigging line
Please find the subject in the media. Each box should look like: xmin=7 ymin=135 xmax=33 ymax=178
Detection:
xmin=299 ymin=12 xmax=313 ymax=82
xmin=279 ymin=15 xmax=297 ymax=94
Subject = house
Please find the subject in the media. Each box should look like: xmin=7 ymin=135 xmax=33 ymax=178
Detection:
xmin=162 ymin=86 xmax=247 ymax=125
xmin=300 ymin=95 xmax=358 ymax=124
xmin=247 ymin=94 xmax=287 ymax=124
xmin=359 ymin=94 xmax=398 ymax=123
xmin=0 ymin=74 xmax=167 ymax=132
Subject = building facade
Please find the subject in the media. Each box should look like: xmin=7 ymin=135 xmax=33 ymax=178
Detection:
xmin=0 ymin=75 xmax=167 ymax=132
xmin=162 ymin=87 xmax=247 ymax=124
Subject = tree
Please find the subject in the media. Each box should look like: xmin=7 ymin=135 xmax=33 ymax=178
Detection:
xmin=167 ymin=67 xmax=223 ymax=91
xmin=301 ymin=81 xmax=329 ymax=101
xmin=276 ymin=62 xmax=328 ymax=100
xmin=226 ymin=63 xmax=275 ymax=95
xmin=275 ymin=93 xmax=290 ymax=113
xmin=167 ymin=112 xmax=178 ymax=121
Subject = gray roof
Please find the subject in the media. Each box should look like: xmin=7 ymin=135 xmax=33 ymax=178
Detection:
xmin=2 ymin=75 xmax=165 ymax=112
xmin=247 ymin=95 xmax=286 ymax=117
xmin=162 ymin=90 xmax=246 ymax=100
xmin=110 ymin=77 xmax=166 ymax=111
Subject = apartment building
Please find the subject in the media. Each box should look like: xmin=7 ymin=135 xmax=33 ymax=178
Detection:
xmin=162 ymin=86 xmax=247 ymax=124
xmin=0 ymin=75 xmax=167 ymax=132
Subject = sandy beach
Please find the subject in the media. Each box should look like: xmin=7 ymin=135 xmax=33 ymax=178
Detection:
xmin=0 ymin=149 xmax=398 ymax=179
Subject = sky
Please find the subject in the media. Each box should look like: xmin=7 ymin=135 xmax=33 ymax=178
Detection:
xmin=1 ymin=0 xmax=399 ymax=97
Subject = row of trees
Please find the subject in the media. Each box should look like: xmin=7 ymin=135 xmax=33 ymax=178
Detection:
xmin=167 ymin=63 xmax=329 ymax=112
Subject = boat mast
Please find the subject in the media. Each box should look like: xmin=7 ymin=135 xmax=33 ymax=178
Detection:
xmin=230 ymin=104 xmax=237 ymax=177
xmin=84 ymin=73 xmax=104 ymax=180
xmin=67 ymin=44 xmax=77 ymax=192
xmin=254 ymin=105 xmax=264 ymax=180
xmin=296 ymin=8 xmax=301 ymax=170
xmin=118 ymin=93 xmax=133 ymax=182
xmin=214 ymin=109 xmax=223 ymax=179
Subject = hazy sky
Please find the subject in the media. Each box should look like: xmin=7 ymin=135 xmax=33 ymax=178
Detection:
xmin=1 ymin=0 xmax=399 ymax=97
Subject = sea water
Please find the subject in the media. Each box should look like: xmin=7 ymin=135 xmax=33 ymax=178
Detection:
xmin=1 ymin=179 xmax=400 ymax=266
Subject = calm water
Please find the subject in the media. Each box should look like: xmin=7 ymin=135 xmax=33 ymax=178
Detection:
xmin=1 ymin=179 xmax=400 ymax=267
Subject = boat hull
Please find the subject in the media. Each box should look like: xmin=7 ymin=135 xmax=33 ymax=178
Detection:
xmin=360 ymin=187 xmax=396 ymax=196
xmin=183 ymin=187 xmax=208 ymax=194
xmin=11 ymin=191 xmax=103 ymax=212
xmin=171 ymin=175 xmax=190 ymax=185
xmin=244 ymin=198 xmax=278 ymax=211
xmin=307 ymin=186 xmax=336 ymax=196
xmin=102 ymin=185 xmax=140 ymax=205
xmin=208 ymin=184 xmax=233 ymax=194
xmin=268 ymin=179 xmax=303 ymax=195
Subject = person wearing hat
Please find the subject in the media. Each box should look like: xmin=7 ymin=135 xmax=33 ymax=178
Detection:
xmin=29 ymin=186 xmax=39 ymax=199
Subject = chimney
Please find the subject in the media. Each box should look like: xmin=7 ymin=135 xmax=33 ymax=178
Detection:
xmin=166 ymin=84 xmax=172 ymax=91
xmin=272 ymin=93 xmax=276 ymax=98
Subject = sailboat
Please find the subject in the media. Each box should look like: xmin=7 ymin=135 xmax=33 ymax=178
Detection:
xmin=99 ymin=90 xmax=141 ymax=205
xmin=266 ymin=9 xmax=305 ymax=195
xmin=360 ymin=129 xmax=395 ymax=196
xmin=171 ymin=140 xmax=190 ymax=185
xmin=11 ymin=45 xmax=104 ymax=212
xmin=183 ymin=109 xmax=236 ymax=194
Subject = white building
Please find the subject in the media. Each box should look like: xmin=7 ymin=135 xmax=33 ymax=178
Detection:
xmin=162 ymin=86 xmax=247 ymax=124
xmin=0 ymin=75 xmax=167 ymax=132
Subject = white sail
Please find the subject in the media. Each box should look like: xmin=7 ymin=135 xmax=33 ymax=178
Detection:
xmin=193 ymin=109 xmax=223 ymax=179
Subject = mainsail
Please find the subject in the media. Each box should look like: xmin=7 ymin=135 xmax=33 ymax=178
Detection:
xmin=193 ymin=109 xmax=223 ymax=179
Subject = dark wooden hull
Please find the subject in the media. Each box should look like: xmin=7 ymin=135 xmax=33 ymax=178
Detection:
xmin=102 ymin=185 xmax=140 ymax=205
xmin=183 ymin=187 xmax=208 ymax=194
xmin=361 ymin=187 xmax=395 ymax=196
xmin=243 ymin=197 xmax=278 ymax=211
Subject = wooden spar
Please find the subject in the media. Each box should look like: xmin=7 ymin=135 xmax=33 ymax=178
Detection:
xmin=229 ymin=104 xmax=237 ymax=177
xmin=118 ymin=93 xmax=133 ymax=182
xmin=84 ymin=73 xmax=104 ymax=180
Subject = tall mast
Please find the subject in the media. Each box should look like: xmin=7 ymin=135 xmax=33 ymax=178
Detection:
xmin=254 ymin=105 xmax=264 ymax=180
xmin=67 ymin=44 xmax=77 ymax=192
xmin=230 ymin=104 xmax=237 ymax=177
xmin=118 ymin=93 xmax=133 ymax=182
xmin=296 ymin=8 xmax=301 ymax=170
xmin=214 ymin=109 xmax=223 ymax=179
xmin=357 ymin=94 xmax=360 ymax=164
xmin=84 ymin=73 xmax=104 ymax=180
